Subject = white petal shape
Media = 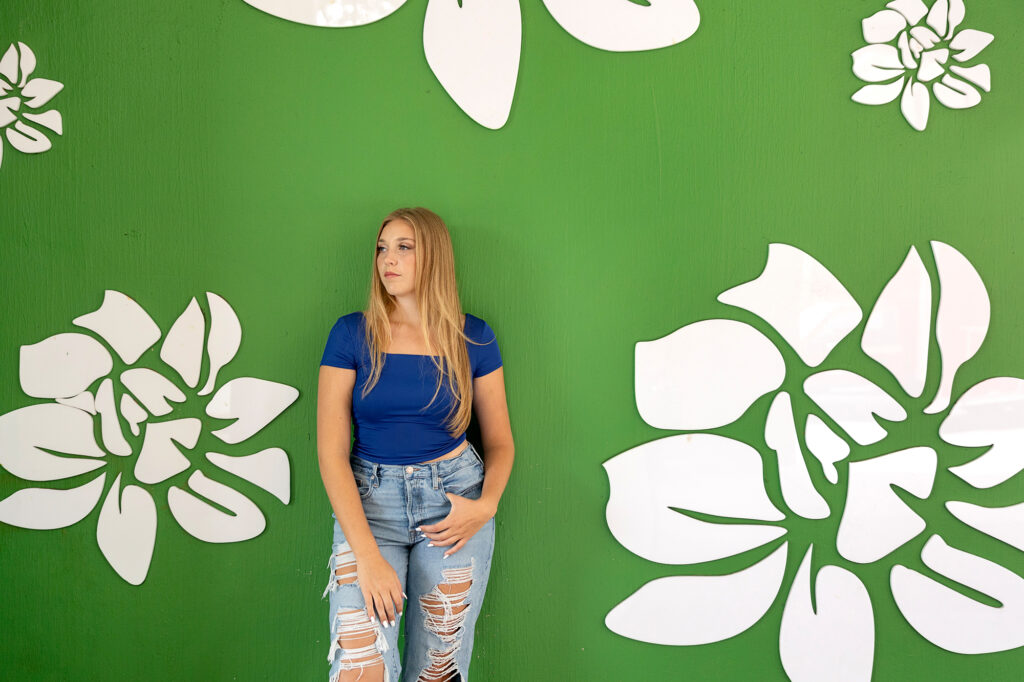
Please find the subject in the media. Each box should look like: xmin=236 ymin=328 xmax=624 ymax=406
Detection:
xmin=0 ymin=44 xmax=17 ymax=84
xmin=606 ymin=543 xmax=788 ymax=645
xmin=947 ymin=501 xmax=1024 ymax=552
xmin=0 ymin=473 xmax=106 ymax=530
xmin=133 ymin=418 xmax=200 ymax=485
xmin=851 ymin=44 xmax=905 ymax=83
xmin=121 ymin=368 xmax=186 ymax=416
xmin=0 ymin=404 xmax=106 ymax=481
xmin=16 ymin=42 xmax=35 ymax=88
xmin=119 ymin=393 xmax=147 ymax=437
xmin=207 ymin=448 xmax=291 ymax=504
xmin=199 ymin=292 xmax=242 ymax=396
xmin=543 ymin=0 xmax=699 ymax=52
xmin=73 ymin=290 xmax=162 ymax=364
xmin=861 ymin=246 xmax=931 ymax=398
xmin=941 ymin=377 xmax=1024 ymax=488
xmin=891 ymin=535 xmax=1024 ymax=653
xmin=925 ymin=241 xmax=989 ymax=414
xmin=946 ymin=0 xmax=965 ymax=39
xmin=780 ymin=547 xmax=874 ymax=682
xmin=0 ymin=96 xmax=19 ymax=127
xmin=605 ymin=434 xmax=786 ymax=565
xmin=22 ymin=110 xmax=62 ymax=135
xmin=96 ymin=475 xmax=156 ymax=585
xmin=898 ymin=31 xmax=917 ymax=69
xmin=886 ymin=0 xmax=928 ymax=25
xmin=926 ymin=0 xmax=948 ymax=37
xmin=950 ymin=29 xmax=994 ymax=63
xmin=19 ymin=332 xmax=112 ymax=399
xmin=862 ymin=9 xmax=907 ymax=44
xmin=423 ymin=0 xmax=520 ymax=130
xmin=6 ymin=120 xmax=50 ymax=153
xmin=160 ymin=297 xmax=205 ymax=388
xmin=718 ymin=244 xmax=862 ymax=367
xmin=950 ymin=64 xmax=991 ymax=91
xmin=917 ymin=48 xmax=949 ymax=82
xmin=206 ymin=377 xmax=300 ymax=444
xmin=901 ymin=80 xmax=930 ymax=131
xmin=909 ymin=36 xmax=924 ymax=58
xmin=765 ymin=393 xmax=830 ymax=520
xmin=21 ymin=78 xmax=63 ymax=109
xmin=909 ymin=26 xmax=940 ymax=50
xmin=635 ymin=319 xmax=784 ymax=430
xmin=852 ymin=78 xmax=905 ymax=106
xmin=242 ymin=0 xmax=407 ymax=27
xmin=804 ymin=370 xmax=907 ymax=445
xmin=95 ymin=378 xmax=131 ymax=457
xmin=56 ymin=390 xmax=95 ymax=415
xmin=933 ymin=74 xmax=981 ymax=109
xmin=169 ymin=470 xmax=266 ymax=543
xmin=837 ymin=447 xmax=936 ymax=564
xmin=804 ymin=414 xmax=850 ymax=485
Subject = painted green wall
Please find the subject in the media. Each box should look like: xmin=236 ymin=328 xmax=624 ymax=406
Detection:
xmin=2 ymin=0 xmax=1023 ymax=679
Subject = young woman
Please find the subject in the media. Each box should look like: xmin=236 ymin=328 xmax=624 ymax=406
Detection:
xmin=317 ymin=207 xmax=514 ymax=682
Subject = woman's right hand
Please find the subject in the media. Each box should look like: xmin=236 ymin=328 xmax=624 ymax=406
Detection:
xmin=357 ymin=552 xmax=405 ymax=627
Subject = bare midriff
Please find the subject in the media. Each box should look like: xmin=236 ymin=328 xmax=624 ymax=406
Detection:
xmin=420 ymin=439 xmax=469 ymax=464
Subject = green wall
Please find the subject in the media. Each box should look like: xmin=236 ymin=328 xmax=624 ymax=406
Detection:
xmin=1 ymin=1 xmax=1023 ymax=679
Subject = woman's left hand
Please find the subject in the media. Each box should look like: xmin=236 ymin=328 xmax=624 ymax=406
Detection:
xmin=418 ymin=494 xmax=496 ymax=558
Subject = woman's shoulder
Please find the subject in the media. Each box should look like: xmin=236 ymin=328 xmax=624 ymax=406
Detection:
xmin=463 ymin=313 xmax=497 ymax=342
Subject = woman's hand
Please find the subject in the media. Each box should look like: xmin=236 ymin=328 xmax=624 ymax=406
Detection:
xmin=418 ymin=494 xmax=497 ymax=558
xmin=356 ymin=552 xmax=405 ymax=627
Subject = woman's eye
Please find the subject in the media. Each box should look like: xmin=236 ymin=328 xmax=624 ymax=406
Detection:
xmin=376 ymin=246 xmax=385 ymax=253
xmin=399 ymin=244 xmax=411 ymax=251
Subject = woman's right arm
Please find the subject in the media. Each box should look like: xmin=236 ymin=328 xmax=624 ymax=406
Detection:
xmin=317 ymin=365 xmax=404 ymax=627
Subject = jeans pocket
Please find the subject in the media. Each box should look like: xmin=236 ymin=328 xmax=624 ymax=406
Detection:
xmin=353 ymin=469 xmax=374 ymax=500
xmin=440 ymin=462 xmax=484 ymax=499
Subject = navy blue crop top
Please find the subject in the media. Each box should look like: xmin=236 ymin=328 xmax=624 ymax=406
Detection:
xmin=320 ymin=312 xmax=502 ymax=465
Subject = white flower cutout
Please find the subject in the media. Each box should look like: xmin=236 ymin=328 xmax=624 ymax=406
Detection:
xmin=851 ymin=0 xmax=993 ymax=131
xmin=240 ymin=0 xmax=700 ymax=129
xmin=0 ymin=291 xmax=299 ymax=585
xmin=605 ymin=242 xmax=1024 ymax=680
xmin=0 ymin=41 xmax=64 ymax=168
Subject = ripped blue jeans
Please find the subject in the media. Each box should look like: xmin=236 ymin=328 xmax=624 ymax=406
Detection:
xmin=323 ymin=443 xmax=495 ymax=682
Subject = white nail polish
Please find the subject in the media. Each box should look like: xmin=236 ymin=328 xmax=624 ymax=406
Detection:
xmin=390 ymin=620 xmax=396 ymax=627
xmin=427 ymin=543 xmax=434 ymax=547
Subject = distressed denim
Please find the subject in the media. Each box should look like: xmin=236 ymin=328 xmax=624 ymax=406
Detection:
xmin=323 ymin=443 xmax=495 ymax=682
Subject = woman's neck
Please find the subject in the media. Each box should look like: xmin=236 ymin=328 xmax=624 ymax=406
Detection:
xmin=389 ymin=295 xmax=421 ymax=327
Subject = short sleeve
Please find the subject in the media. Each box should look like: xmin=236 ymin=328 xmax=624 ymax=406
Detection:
xmin=320 ymin=316 xmax=357 ymax=369
xmin=468 ymin=315 xmax=502 ymax=378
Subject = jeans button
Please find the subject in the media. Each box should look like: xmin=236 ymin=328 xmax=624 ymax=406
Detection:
xmin=405 ymin=466 xmax=414 ymax=474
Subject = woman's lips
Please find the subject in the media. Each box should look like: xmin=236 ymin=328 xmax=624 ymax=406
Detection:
xmin=384 ymin=273 xmax=399 ymax=278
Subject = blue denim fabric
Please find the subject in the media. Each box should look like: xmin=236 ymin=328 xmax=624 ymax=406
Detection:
xmin=324 ymin=443 xmax=495 ymax=682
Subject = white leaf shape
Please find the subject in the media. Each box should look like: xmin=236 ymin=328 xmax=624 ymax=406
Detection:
xmin=941 ymin=377 xmax=1024 ymax=488
xmin=926 ymin=0 xmax=948 ymax=37
xmin=917 ymin=48 xmax=949 ymax=82
xmin=22 ymin=110 xmax=62 ymax=135
xmin=949 ymin=64 xmax=991 ymax=92
xmin=0 ymin=473 xmax=106 ymax=530
xmin=133 ymin=418 xmax=200 ymax=485
xmin=891 ymin=535 xmax=1024 ymax=653
xmin=242 ymin=0 xmax=407 ymax=27
xmin=605 ymin=434 xmax=786 ymax=565
xmin=947 ymin=501 xmax=1024 ymax=552
xmin=56 ymin=390 xmax=95 ymax=414
xmin=950 ymin=29 xmax=994 ymax=63
xmin=6 ymin=120 xmax=50 ymax=153
xmin=780 ymin=546 xmax=874 ymax=682
xmin=851 ymin=45 xmax=905 ymax=83
xmin=207 ymin=448 xmax=290 ymax=504
xmin=16 ymin=42 xmax=35 ymax=88
xmin=886 ymin=0 xmax=928 ymax=25
xmin=119 ymin=393 xmax=147 ymax=437
xmin=898 ymin=31 xmax=917 ymax=69
xmin=542 ymin=0 xmax=699 ymax=52
xmin=635 ymin=319 xmax=784 ymax=430
xmin=804 ymin=370 xmax=907 ymax=446
xmin=96 ymin=474 xmax=157 ymax=585
xmin=862 ymin=10 xmax=907 ymax=44
xmin=765 ymin=393 xmax=830 ymax=520
xmin=423 ymin=0 xmax=520 ymax=130
xmin=21 ymin=77 xmax=63 ymax=109
xmin=861 ymin=246 xmax=931 ymax=398
xmin=925 ymin=241 xmax=989 ymax=414
xmin=169 ymin=470 xmax=266 ymax=543
xmin=933 ymin=74 xmax=981 ymax=109
xmin=946 ymin=0 xmax=965 ymax=39
xmin=73 ymin=290 xmax=161 ymax=364
xmin=837 ymin=447 xmax=936 ymax=564
xmin=0 ymin=44 xmax=17 ymax=83
xmin=909 ymin=26 xmax=940 ymax=50
xmin=20 ymin=332 xmax=112 ymax=399
xmin=95 ymin=378 xmax=131 ymax=457
xmin=852 ymin=78 xmax=905 ymax=106
xmin=160 ymin=297 xmax=205 ymax=388
xmin=206 ymin=377 xmax=300 ymax=444
xmin=719 ymin=244 xmax=862 ymax=367
xmin=0 ymin=404 xmax=106 ymax=481
xmin=121 ymin=368 xmax=186 ymax=416
xmin=606 ymin=543 xmax=788 ymax=645
xmin=0 ymin=96 xmax=18 ymax=127
xmin=804 ymin=414 xmax=850 ymax=485
xmin=199 ymin=292 xmax=242 ymax=396
xmin=900 ymin=80 xmax=930 ymax=131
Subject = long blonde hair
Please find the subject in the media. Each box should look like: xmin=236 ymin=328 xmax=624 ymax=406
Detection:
xmin=362 ymin=207 xmax=473 ymax=436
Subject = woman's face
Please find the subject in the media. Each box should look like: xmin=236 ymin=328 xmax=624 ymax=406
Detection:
xmin=377 ymin=219 xmax=417 ymax=298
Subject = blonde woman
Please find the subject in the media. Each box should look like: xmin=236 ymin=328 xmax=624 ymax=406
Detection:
xmin=318 ymin=207 xmax=514 ymax=682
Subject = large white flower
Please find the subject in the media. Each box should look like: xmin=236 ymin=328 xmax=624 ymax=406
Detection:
xmin=0 ymin=291 xmax=299 ymax=585
xmin=851 ymin=0 xmax=993 ymax=131
xmin=0 ymin=41 xmax=64 ymax=169
xmin=605 ymin=242 xmax=1024 ymax=680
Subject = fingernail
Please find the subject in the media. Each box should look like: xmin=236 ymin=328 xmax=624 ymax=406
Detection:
xmin=443 ymin=553 xmax=449 ymax=560
xmin=382 ymin=621 xmax=389 ymax=629
xmin=427 ymin=543 xmax=434 ymax=547
xmin=390 ymin=620 xmax=396 ymax=627
xmin=414 ymin=526 xmax=421 ymax=531
xmin=402 ymin=592 xmax=408 ymax=599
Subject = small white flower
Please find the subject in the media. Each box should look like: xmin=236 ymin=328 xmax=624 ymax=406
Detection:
xmin=0 ymin=41 xmax=64 ymax=168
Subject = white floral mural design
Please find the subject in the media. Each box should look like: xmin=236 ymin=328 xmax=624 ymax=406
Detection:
xmin=851 ymin=0 xmax=993 ymax=131
xmin=0 ymin=41 xmax=64 ymax=168
xmin=0 ymin=291 xmax=299 ymax=585
xmin=605 ymin=242 xmax=1024 ymax=680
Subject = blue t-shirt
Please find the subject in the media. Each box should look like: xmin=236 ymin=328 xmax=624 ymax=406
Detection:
xmin=320 ymin=312 xmax=502 ymax=465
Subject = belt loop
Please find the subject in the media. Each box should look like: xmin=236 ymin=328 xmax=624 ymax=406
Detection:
xmin=373 ymin=462 xmax=380 ymax=487
xmin=432 ymin=462 xmax=439 ymax=490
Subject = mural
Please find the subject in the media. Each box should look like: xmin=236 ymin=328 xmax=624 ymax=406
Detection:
xmin=0 ymin=41 xmax=63 ymax=168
